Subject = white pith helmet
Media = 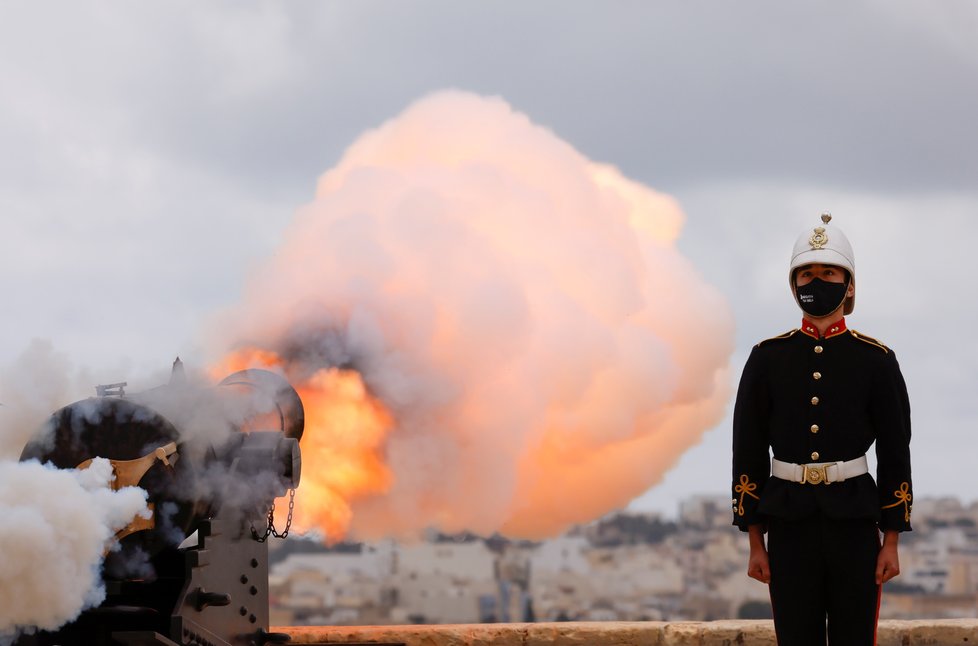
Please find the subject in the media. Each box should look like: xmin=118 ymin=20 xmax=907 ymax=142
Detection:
xmin=789 ymin=213 xmax=856 ymax=315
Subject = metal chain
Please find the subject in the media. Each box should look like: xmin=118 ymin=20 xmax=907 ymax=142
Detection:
xmin=251 ymin=488 xmax=295 ymax=542
xmin=277 ymin=487 xmax=295 ymax=537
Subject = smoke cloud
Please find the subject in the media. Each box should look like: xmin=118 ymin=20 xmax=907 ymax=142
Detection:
xmin=214 ymin=91 xmax=734 ymax=540
xmin=0 ymin=339 xmax=93 ymax=459
xmin=0 ymin=458 xmax=149 ymax=636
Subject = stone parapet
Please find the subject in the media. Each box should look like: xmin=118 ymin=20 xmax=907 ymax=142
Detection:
xmin=281 ymin=619 xmax=977 ymax=645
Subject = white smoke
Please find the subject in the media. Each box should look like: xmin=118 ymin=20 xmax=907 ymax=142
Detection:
xmin=214 ymin=90 xmax=734 ymax=540
xmin=0 ymin=339 xmax=93 ymax=460
xmin=0 ymin=458 xmax=149 ymax=636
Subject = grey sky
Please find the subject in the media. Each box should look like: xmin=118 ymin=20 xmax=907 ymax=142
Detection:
xmin=1 ymin=2 xmax=976 ymax=516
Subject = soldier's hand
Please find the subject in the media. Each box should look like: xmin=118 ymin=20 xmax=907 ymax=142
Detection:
xmin=747 ymin=548 xmax=771 ymax=584
xmin=876 ymin=541 xmax=900 ymax=584
xmin=746 ymin=524 xmax=770 ymax=584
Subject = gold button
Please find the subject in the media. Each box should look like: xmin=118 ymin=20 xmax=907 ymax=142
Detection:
xmin=814 ymin=345 xmax=823 ymax=354
xmin=811 ymin=451 xmax=820 ymax=461
xmin=811 ymin=396 xmax=820 ymax=405
xmin=811 ymin=424 xmax=819 ymax=433
xmin=813 ymin=371 xmax=822 ymax=380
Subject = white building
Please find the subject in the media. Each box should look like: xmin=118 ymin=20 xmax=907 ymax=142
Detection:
xmin=272 ymin=545 xmax=391 ymax=580
xmin=394 ymin=541 xmax=496 ymax=580
xmin=529 ymin=536 xmax=590 ymax=575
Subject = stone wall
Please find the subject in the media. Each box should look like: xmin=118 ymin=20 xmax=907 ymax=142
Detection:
xmin=281 ymin=619 xmax=978 ymax=645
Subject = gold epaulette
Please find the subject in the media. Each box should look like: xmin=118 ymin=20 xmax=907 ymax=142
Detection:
xmin=850 ymin=329 xmax=889 ymax=353
xmin=755 ymin=329 xmax=798 ymax=347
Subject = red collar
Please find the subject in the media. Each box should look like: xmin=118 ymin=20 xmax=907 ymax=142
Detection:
xmin=801 ymin=317 xmax=847 ymax=339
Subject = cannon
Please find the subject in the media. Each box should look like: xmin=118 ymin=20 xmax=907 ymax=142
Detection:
xmin=14 ymin=359 xmax=303 ymax=646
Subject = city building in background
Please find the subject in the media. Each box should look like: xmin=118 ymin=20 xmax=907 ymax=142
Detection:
xmin=268 ymin=495 xmax=978 ymax=625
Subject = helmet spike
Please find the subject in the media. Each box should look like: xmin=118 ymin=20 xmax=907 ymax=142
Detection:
xmin=821 ymin=212 xmax=832 ymax=225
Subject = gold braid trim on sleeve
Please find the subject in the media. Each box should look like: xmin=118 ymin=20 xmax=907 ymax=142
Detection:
xmin=735 ymin=474 xmax=760 ymax=517
xmin=881 ymin=482 xmax=912 ymax=522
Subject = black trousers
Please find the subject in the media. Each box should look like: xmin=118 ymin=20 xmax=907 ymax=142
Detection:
xmin=767 ymin=513 xmax=881 ymax=646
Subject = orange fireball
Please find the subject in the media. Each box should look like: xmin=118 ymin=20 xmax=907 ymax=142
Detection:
xmin=216 ymin=348 xmax=393 ymax=542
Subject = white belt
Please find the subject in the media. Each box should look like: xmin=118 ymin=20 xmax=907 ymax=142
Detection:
xmin=771 ymin=455 xmax=868 ymax=485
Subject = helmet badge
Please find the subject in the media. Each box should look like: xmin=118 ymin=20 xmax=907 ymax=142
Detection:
xmin=809 ymin=227 xmax=828 ymax=249
xmin=809 ymin=212 xmax=833 ymax=249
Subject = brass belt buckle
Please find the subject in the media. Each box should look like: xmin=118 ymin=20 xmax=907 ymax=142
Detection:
xmin=802 ymin=463 xmax=836 ymax=485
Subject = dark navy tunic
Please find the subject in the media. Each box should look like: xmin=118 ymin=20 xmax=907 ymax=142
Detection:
xmin=731 ymin=318 xmax=913 ymax=533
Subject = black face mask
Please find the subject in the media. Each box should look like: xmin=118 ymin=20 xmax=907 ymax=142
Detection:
xmin=795 ymin=277 xmax=848 ymax=317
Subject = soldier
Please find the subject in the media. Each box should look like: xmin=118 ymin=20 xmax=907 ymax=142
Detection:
xmin=732 ymin=214 xmax=912 ymax=645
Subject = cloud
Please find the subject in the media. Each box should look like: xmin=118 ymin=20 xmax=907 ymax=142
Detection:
xmin=2 ymin=2 xmax=975 ymax=201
